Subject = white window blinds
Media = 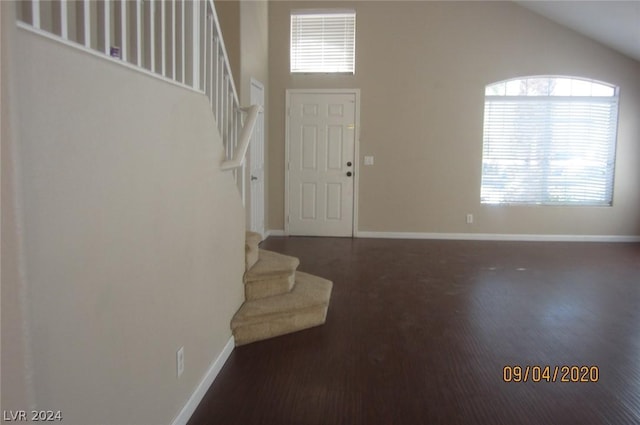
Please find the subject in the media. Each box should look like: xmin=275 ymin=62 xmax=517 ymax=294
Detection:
xmin=290 ymin=11 xmax=356 ymax=74
xmin=481 ymin=76 xmax=619 ymax=206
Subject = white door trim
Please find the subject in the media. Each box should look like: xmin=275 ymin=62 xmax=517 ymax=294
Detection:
xmin=284 ymin=88 xmax=360 ymax=237
xmin=249 ymin=78 xmax=265 ymax=237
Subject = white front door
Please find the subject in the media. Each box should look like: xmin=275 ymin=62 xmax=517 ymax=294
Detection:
xmin=249 ymin=79 xmax=265 ymax=237
xmin=286 ymin=90 xmax=358 ymax=237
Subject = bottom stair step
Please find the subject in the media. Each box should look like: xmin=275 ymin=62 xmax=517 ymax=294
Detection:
xmin=231 ymin=271 xmax=333 ymax=346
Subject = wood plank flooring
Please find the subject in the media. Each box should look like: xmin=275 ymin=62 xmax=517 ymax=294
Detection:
xmin=187 ymin=238 xmax=640 ymax=425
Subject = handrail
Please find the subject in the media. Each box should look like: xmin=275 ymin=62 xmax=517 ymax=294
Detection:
xmin=221 ymin=105 xmax=262 ymax=171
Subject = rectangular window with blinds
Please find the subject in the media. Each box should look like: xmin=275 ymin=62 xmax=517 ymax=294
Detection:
xmin=290 ymin=10 xmax=356 ymax=74
xmin=481 ymin=76 xmax=619 ymax=206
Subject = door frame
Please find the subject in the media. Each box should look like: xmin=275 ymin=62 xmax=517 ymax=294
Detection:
xmin=284 ymin=88 xmax=361 ymax=237
xmin=249 ymin=78 xmax=265 ymax=237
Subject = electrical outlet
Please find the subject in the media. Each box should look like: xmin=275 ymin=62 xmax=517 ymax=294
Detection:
xmin=466 ymin=214 xmax=474 ymax=224
xmin=177 ymin=346 xmax=184 ymax=378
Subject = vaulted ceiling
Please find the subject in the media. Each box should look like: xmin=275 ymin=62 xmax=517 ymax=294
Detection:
xmin=516 ymin=1 xmax=640 ymax=62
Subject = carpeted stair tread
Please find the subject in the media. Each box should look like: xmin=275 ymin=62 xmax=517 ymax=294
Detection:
xmin=232 ymin=271 xmax=333 ymax=345
xmin=232 ymin=305 xmax=330 ymax=346
xmin=233 ymin=271 xmax=332 ymax=326
xmin=245 ymin=249 xmax=300 ymax=282
xmin=245 ymin=231 xmax=263 ymax=271
xmin=243 ymin=250 xmax=299 ymax=300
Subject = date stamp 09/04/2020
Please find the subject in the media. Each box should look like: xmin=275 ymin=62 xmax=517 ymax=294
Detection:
xmin=0 ymin=366 xmax=599 ymax=422
xmin=2 ymin=411 xmax=62 ymax=422
xmin=503 ymin=365 xmax=600 ymax=383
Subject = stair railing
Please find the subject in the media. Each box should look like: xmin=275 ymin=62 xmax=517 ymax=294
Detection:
xmin=17 ymin=0 xmax=258 ymax=201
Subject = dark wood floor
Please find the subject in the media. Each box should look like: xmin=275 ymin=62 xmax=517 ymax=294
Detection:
xmin=188 ymin=237 xmax=640 ymax=425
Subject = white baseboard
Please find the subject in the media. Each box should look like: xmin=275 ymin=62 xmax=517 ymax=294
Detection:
xmin=171 ymin=336 xmax=235 ymax=425
xmin=266 ymin=229 xmax=286 ymax=237
xmin=265 ymin=229 xmax=640 ymax=243
xmin=355 ymin=231 xmax=640 ymax=243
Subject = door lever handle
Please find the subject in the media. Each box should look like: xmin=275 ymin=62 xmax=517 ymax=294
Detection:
xmin=251 ymin=175 xmax=258 ymax=181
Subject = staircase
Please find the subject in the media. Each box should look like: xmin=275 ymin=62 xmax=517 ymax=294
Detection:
xmin=232 ymin=232 xmax=333 ymax=345
xmin=17 ymin=0 xmax=329 ymax=347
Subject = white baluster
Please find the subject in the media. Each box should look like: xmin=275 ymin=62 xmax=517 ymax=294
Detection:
xmin=104 ymin=0 xmax=111 ymax=55
xmin=202 ymin=5 xmax=207 ymax=91
xmin=32 ymin=0 xmax=40 ymax=29
xmin=150 ymin=0 xmax=155 ymax=72
xmin=209 ymin=19 xmax=214 ymax=110
xmin=212 ymin=36 xmax=219 ymax=119
xmin=60 ymin=0 xmax=68 ymax=39
xmin=181 ymin=0 xmax=186 ymax=83
xmin=203 ymin=9 xmax=208 ymax=96
xmin=217 ymin=55 xmax=223 ymax=128
xmin=136 ymin=0 xmax=142 ymax=66
xmin=172 ymin=0 xmax=176 ymax=79
xmin=161 ymin=0 xmax=166 ymax=76
xmin=192 ymin=0 xmax=200 ymax=89
xmin=84 ymin=0 xmax=91 ymax=48
xmin=120 ymin=0 xmax=127 ymax=61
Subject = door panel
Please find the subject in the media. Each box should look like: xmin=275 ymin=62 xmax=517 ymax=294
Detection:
xmin=287 ymin=92 xmax=356 ymax=236
xmin=302 ymin=127 xmax=318 ymax=169
xmin=301 ymin=183 xmax=317 ymax=219
xmin=326 ymin=183 xmax=342 ymax=220
xmin=327 ymin=126 xmax=343 ymax=169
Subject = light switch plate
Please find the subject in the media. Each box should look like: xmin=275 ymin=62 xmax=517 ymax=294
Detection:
xmin=364 ymin=156 xmax=374 ymax=165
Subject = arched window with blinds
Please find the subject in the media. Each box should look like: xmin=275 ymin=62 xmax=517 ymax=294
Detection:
xmin=481 ymin=76 xmax=619 ymax=206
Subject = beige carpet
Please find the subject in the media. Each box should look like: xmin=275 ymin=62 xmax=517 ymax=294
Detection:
xmin=231 ymin=232 xmax=333 ymax=346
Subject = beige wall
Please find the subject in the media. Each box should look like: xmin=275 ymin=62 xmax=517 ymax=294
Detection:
xmin=1 ymin=1 xmax=33 ymax=415
xmin=215 ymin=0 xmax=242 ymax=87
xmin=216 ymin=0 xmax=269 ymax=103
xmin=268 ymin=1 xmax=640 ymax=236
xmin=3 ymin=18 xmax=246 ymax=425
xmin=239 ymin=0 xmax=269 ymax=105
